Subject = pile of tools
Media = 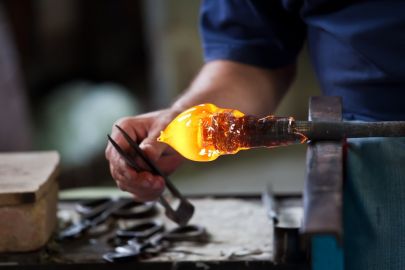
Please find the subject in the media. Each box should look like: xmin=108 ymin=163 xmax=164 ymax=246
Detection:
xmin=58 ymin=198 xmax=209 ymax=262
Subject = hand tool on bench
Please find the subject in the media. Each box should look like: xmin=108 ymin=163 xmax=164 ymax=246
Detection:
xmin=103 ymin=224 xmax=208 ymax=262
xmin=107 ymin=125 xmax=195 ymax=226
xmin=59 ymin=198 xmax=158 ymax=240
xmin=262 ymin=185 xmax=306 ymax=264
xmin=76 ymin=198 xmax=158 ymax=220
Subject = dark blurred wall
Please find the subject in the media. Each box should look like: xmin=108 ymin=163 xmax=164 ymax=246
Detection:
xmin=0 ymin=3 xmax=32 ymax=151
xmin=3 ymin=0 xmax=150 ymax=107
xmin=1 ymin=0 xmax=151 ymax=188
xmin=142 ymin=0 xmax=203 ymax=108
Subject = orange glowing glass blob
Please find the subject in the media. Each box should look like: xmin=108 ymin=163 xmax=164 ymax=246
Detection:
xmin=157 ymin=103 xmax=307 ymax=162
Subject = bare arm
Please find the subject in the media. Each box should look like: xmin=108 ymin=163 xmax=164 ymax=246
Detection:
xmin=106 ymin=60 xmax=296 ymax=201
xmin=173 ymin=60 xmax=296 ymax=117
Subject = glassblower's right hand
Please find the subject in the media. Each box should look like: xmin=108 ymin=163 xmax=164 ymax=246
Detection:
xmin=105 ymin=109 xmax=184 ymax=201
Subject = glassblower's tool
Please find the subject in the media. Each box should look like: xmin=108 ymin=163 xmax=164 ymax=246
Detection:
xmin=58 ymin=198 xmax=158 ymax=240
xmin=262 ymin=185 xmax=306 ymax=264
xmin=158 ymin=103 xmax=405 ymax=162
xmin=107 ymin=125 xmax=195 ymax=226
xmin=103 ymin=224 xmax=208 ymax=262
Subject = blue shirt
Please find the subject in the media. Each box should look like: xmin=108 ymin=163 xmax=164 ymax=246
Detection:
xmin=200 ymin=0 xmax=405 ymax=121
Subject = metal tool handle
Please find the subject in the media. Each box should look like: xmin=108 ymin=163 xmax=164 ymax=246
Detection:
xmin=110 ymin=125 xmax=195 ymax=226
xmin=296 ymin=121 xmax=405 ymax=140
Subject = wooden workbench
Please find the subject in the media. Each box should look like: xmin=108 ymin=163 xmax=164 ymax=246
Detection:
xmin=0 ymin=195 xmax=308 ymax=270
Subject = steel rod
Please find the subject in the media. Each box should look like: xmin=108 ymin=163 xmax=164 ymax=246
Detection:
xmin=295 ymin=121 xmax=405 ymax=140
xmin=245 ymin=120 xmax=405 ymax=148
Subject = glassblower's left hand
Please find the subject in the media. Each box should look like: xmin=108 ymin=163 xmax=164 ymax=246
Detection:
xmin=105 ymin=109 xmax=185 ymax=201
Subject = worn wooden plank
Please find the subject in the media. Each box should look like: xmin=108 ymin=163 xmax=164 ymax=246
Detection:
xmin=0 ymin=151 xmax=60 ymax=252
xmin=0 ymin=181 xmax=58 ymax=252
xmin=0 ymin=151 xmax=60 ymax=205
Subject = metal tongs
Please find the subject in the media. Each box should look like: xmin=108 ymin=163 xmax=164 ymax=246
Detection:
xmin=107 ymin=125 xmax=195 ymax=226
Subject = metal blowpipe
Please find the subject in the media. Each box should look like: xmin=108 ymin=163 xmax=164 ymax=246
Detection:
xmin=157 ymin=103 xmax=405 ymax=161
xmin=260 ymin=120 xmax=405 ymax=143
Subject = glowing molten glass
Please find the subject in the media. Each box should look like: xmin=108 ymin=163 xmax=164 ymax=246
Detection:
xmin=158 ymin=104 xmax=307 ymax=162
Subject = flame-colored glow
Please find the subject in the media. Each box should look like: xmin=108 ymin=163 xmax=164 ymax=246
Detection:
xmin=158 ymin=103 xmax=307 ymax=162
xmin=157 ymin=104 xmax=244 ymax=161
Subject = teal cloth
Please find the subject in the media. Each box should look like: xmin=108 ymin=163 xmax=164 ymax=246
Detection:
xmin=312 ymin=235 xmax=343 ymax=270
xmin=344 ymin=138 xmax=405 ymax=269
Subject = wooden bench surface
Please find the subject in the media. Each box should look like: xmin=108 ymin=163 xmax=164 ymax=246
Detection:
xmin=0 ymin=151 xmax=60 ymax=205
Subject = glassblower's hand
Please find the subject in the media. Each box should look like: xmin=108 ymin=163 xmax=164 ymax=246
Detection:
xmin=105 ymin=109 xmax=184 ymax=201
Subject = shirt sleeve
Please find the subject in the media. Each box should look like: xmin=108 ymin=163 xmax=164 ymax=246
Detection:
xmin=200 ymin=0 xmax=306 ymax=69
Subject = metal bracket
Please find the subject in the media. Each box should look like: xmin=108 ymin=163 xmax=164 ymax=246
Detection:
xmin=302 ymin=96 xmax=343 ymax=240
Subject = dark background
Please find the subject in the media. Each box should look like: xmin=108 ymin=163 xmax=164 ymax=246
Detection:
xmin=3 ymin=0 xmax=149 ymax=106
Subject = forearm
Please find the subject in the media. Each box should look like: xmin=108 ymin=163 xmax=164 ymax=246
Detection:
xmin=171 ymin=60 xmax=296 ymax=117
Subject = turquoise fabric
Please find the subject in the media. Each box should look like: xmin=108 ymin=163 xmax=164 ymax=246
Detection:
xmin=344 ymin=138 xmax=405 ymax=269
xmin=312 ymin=235 xmax=344 ymax=270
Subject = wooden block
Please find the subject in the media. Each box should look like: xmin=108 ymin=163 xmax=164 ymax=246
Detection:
xmin=0 ymin=151 xmax=60 ymax=252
